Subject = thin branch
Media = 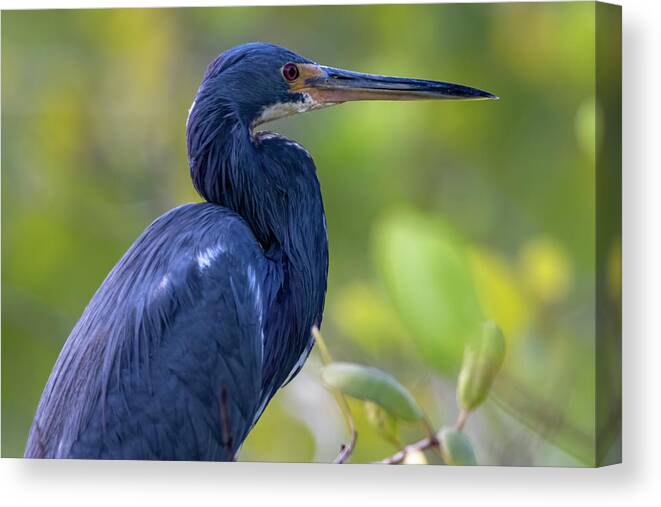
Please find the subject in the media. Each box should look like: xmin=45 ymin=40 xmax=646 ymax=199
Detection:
xmin=312 ymin=325 xmax=358 ymax=464
xmin=376 ymin=435 xmax=440 ymax=465
xmin=312 ymin=325 xmax=333 ymax=365
xmin=455 ymin=408 xmax=469 ymax=431
xmin=330 ymin=388 xmax=358 ymax=463
xmin=334 ymin=428 xmax=358 ymax=464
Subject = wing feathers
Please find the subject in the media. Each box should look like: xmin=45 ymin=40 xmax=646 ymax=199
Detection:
xmin=26 ymin=203 xmax=278 ymax=460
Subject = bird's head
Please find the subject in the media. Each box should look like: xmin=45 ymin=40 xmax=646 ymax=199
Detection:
xmin=188 ymin=42 xmax=497 ymax=133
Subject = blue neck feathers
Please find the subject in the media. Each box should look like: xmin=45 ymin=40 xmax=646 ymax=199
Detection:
xmin=186 ymin=95 xmax=329 ymax=370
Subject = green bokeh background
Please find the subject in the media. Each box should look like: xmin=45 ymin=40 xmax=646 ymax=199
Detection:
xmin=1 ymin=2 xmax=620 ymax=465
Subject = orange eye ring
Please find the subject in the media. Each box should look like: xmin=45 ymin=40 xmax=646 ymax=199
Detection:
xmin=282 ymin=63 xmax=300 ymax=82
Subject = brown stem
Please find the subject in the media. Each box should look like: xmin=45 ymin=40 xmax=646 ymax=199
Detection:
xmin=376 ymin=435 xmax=440 ymax=465
xmin=334 ymin=428 xmax=358 ymax=464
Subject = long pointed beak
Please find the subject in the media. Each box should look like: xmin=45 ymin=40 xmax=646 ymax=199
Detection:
xmin=300 ymin=65 xmax=498 ymax=103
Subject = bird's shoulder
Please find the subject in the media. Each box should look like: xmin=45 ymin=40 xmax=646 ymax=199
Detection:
xmin=126 ymin=202 xmax=278 ymax=293
xmin=142 ymin=202 xmax=262 ymax=259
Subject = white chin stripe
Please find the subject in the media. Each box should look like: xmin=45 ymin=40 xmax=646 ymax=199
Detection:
xmin=252 ymin=93 xmax=330 ymax=127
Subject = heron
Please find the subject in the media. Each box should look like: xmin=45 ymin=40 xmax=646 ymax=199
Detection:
xmin=25 ymin=42 xmax=496 ymax=460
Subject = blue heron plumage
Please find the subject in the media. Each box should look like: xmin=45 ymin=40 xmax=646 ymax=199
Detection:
xmin=25 ymin=42 xmax=495 ymax=460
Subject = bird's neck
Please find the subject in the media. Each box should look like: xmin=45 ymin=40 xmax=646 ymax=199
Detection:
xmin=187 ymin=106 xmax=328 ymax=307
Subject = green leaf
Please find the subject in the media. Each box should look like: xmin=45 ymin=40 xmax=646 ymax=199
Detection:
xmin=321 ymin=362 xmax=424 ymax=421
xmin=457 ymin=321 xmax=506 ymax=411
xmin=364 ymin=401 xmax=400 ymax=445
xmin=439 ymin=427 xmax=477 ymax=466
xmin=372 ymin=208 xmax=483 ymax=374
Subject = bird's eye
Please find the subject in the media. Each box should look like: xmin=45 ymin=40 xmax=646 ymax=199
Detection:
xmin=282 ymin=63 xmax=300 ymax=82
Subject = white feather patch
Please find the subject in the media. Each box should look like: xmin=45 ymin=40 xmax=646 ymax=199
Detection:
xmin=252 ymin=93 xmax=331 ymax=127
xmin=196 ymin=244 xmax=226 ymax=270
